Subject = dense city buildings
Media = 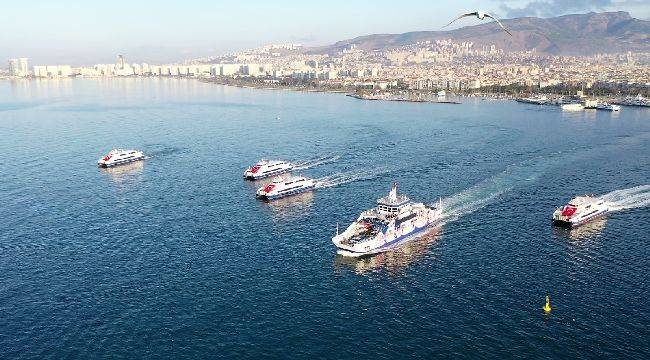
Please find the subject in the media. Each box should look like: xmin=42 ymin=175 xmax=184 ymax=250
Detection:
xmin=4 ymin=40 xmax=649 ymax=97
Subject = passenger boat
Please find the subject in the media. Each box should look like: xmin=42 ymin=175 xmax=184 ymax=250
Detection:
xmin=596 ymin=102 xmax=620 ymax=111
xmin=583 ymin=99 xmax=598 ymax=109
xmin=561 ymin=103 xmax=584 ymax=111
xmin=332 ymin=183 xmax=443 ymax=257
xmin=516 ymin=96 xmax=548 ymax=105
xmin=244 ymin=159 xmax=293 ymax=180
xmin=256 ymin=175 xmax=315 ymax=200
xmin=552 ymin=195 xmax=609 ymax=227
xmin=97 ymin=149 xmax=145 ymax=168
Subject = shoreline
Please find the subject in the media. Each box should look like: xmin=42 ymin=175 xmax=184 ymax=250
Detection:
xmin=3 ymin=76 xmax=648 ymax=108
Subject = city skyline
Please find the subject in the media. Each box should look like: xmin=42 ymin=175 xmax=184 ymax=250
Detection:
xmin=2 ymin=0 xmax=649 ymax=65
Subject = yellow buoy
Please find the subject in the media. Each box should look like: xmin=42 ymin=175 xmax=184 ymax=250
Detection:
xmin=543 ymin=295 xmax=552 ymax=313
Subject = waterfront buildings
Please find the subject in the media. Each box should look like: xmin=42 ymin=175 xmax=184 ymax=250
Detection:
xmin=8 ymin=58 xmax=28 ymax=77
xmin=5 ymin=41 xmax=649 ymax=95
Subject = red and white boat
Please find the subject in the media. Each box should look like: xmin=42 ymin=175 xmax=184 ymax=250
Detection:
xmin=552 ymin=195 xmax=609 ymax=227
xmin=256 ymin=175 xmax=315 ymax=200
xmin=244 ymin=159 xmax=293 ymax=180
xmin=97 ymin=149 xmax=145 ymax=168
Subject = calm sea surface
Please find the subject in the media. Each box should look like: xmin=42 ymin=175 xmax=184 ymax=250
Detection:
xmin=0 ymin=78 xmax=648 ymax=359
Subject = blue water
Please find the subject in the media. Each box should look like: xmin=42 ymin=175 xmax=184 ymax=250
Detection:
xmin=1 ymin=78 xmax=648 ymax=359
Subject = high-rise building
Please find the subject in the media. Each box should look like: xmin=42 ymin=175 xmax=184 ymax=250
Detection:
xmin=8 ymin=59 xmax=19 ymax=75
xmin=8 ymin=58 xmax=28 ymax=76
xmin=19 ymin=58 xmax=28 ymax=75
xmin=117 ymin=55 xmax=125 ymax=69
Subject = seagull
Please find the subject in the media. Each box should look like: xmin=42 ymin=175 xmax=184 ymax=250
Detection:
xmin=443 ymin=11 xmax=512 ymax=36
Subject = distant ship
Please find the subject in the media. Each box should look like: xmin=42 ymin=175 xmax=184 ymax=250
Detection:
xmin=583 ymin=99 xmax=598 ymax=109
xmin=613 ymin=94 xmax=649 ymax=108
xmin=596 ymin=102 xmax=620 ymax=111
xmin=561 ymin=103 xmax=584 ymax=111
xmin=332 ymin=183 xmax=443 ymax=257
xmin=97 ymin=149 xmax=145 ymax=168
xmin=516 ymin=95 xmax=548 ymax=105
xmin=244 ymin=159 xmax=293 ymax=180
xmin=256 ymin=175 xmax=315 ymax=200
xmin=552 ymin=195 xmax=609 ymax=227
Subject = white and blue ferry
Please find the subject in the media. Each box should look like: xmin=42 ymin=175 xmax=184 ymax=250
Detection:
xmin=256 ymin=175 xmax=315 ymax=201
xmin=97 ymin=149 xmax=145 ymax=168
xmin=332 ymin=183 xmax=443 ymax=257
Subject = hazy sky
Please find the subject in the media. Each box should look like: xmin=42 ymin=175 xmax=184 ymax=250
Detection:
xmin=1 ymin=0 xmax=647 ymax=65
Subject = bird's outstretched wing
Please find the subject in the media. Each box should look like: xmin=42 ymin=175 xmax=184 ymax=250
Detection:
xmin=442 ymin=12 xmax=478 ymax=28
xmin=483 ymin=13 xmax=513 ymax=36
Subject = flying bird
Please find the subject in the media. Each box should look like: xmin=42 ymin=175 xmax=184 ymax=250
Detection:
xmin=443 ymin=11 xmax=512 ymax=36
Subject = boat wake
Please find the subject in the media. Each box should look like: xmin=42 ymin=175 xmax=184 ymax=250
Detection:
xmin=434 ymin=156 xmax=556 ymax=223
xmin=315 ymin=167 xmax=389 ymax=189
xmin=600 ymin=185 xmax=650 ymax=211
xmin=294 ymin=155 xmax=340 ymax=170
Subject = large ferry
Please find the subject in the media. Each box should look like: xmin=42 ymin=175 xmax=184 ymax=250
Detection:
xmin=256 ymin=175 xmax=315 ymax=200
xmin=552 ymin=195 xmax=609 ymax=227
xmin=332 ymin=183 xmax=443 ymax=257
xmin=244 ymin=159 xmax=293 ymax=180
xmin=97 ymin=149 xmax=145 ymax=168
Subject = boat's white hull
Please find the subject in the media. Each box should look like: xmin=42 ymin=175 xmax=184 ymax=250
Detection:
xmin=334 ymin=221 xmax=438 ymax=257
xmin=552 ymin=207 xmax=610 ymax=227
xmin=244 ymin=167 xmax=293 ymax=180
xmin=561 ymin=103 xmax=584 ymax=111
xmin=97 ymin=155 xmax=145 ymax=168
xmin=256 ymin=184 xmax=315 ymax=201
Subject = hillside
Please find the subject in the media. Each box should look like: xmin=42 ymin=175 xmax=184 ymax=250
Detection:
xmin=310 ymin=11 xmax=650 ymax=56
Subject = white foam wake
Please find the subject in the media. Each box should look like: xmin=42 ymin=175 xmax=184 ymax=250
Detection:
xmin=434 ymin=155 xmax=557 ymax=222
xmin=315 ymin=167 xmax=389 ymax=189
xmin=600 ymin=185 xmax=650 ymax=211
xmin=293 ymin=155 xmax=340 ymax=170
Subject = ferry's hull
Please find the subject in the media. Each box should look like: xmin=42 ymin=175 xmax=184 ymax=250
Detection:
xmin=257 ymin=184 xmax=315 ymax=201
xmin=335 ymin=221 xmax=438 ymax=257
xmin=552 ymin=209 xmax=609 ymax=228
xmin=98 ymin=156 xmax=145 ymax=168
xmin=244 ymin=168 xmax=292 ymax=180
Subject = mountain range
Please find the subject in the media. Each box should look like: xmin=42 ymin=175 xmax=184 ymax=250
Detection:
xmin=310 ymin=11 xmax=649 ymax=56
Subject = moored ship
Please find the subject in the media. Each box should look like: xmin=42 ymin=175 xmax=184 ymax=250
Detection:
xmin=552 ymin=195 xmax=609 ymax=227
xmin=332 ymin=183 xmax=443 ymax=257
xmin=244 ymin=159 xmax=293 ymax=180
xmin=97 ymin=149 xmax=145 ymax=168
xmin=596 ymin=102 xmax=620 ymax=111
xmin=561 ymin=103 xmax=584 ymax=111
xmin=256 ymin=175 xmax=315 ymax=200
xmin=516 ymin=96 xmax=548 ymax=105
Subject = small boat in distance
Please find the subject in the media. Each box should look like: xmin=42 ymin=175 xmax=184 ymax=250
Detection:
xmin=332 ymin=183 xmax=443 ymax=257
xmin=561 ymin=103 xmax=584 ymax=111
xmin=97 ymin=149 xmax=145 ymax=168
xmin=552 ymin=195 xmax=609 ymax=227
xmin=256 ymin=175 xmax=315 ymax=200
xmin=516 ymin=95 xmax=548 ymax=105
xmin=596 ymin=102 xmax=620 ymax=111
xmin=244 ymin=159 xmax=293 ymax=180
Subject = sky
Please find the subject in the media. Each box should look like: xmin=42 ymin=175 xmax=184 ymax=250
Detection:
xmin=1 ymin=0 xmax=648 ymax=65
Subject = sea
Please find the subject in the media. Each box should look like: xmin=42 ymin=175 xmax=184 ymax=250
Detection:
xmin=0 ymin=78 xmax=648 ymax=359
